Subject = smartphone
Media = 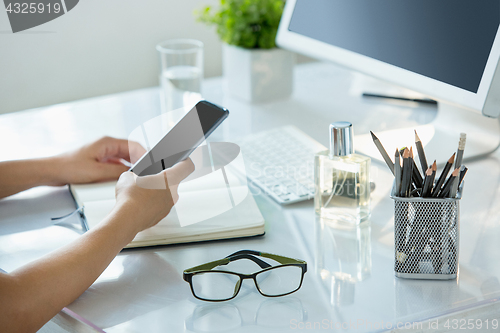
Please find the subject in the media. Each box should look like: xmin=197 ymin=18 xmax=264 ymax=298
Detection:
xmin=130 ymin=100 xmax=229 ymax=176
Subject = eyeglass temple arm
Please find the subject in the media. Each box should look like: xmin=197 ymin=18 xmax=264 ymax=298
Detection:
xmin=184 ymin=258 xmax=230 ymax=276
xmin=184 ymin=254 xmax=271 ymax=274
xmin=227 ymin=250 xmax=307 ymax=268
xmin=183 ymin=251 xmax=308 ymax=279
xmin=183 ymin=255 xmax=271 ymax=279
xmin=225 ymin=254 xmax=271 ymax=268
xmin=259 ymin=252 xmax=307 ymax=268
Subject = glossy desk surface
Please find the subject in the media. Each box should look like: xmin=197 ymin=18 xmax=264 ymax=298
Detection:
xmin=1 ymin=62 xmax=500 ymax=332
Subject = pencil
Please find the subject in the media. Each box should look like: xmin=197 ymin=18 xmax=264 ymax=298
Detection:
xmin=409 ymin=146 xmax=423 ymax=189
xmin=400 ymin=148 xmax=411 ymax=197
xmin=430 ymin=160 xmax=437 ymax=194
xmin=394 ymin=148 xmax=402 ymax=196
xmin=410 ymin=147 xmax=424 ymax=190
xmin=432 ymin=153 xmax=455 ymax=197
xmin=422 ymin=167 xmax=433 ymax=197
xmin=370 ymin=131 xmax=395 ymax=175
xmin=438 ymin=168 xmax=460 ymax=198
xmin=446 ymin=165 xmax=468 ymax=198
xmin=455 ymin=133 xmax=466 ymax=169
xmin=459 ymin=165 xmax=468 ymax=185
xmin=399 ymin=147 xmax=420 ymax=191
xmin=449 ymin=170 xmax=460 ymax=198
xmin=415 ymin=130 xmax=428 ymax=174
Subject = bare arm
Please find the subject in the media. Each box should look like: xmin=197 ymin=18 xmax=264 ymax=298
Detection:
xmin=0 ymin=136 xmax=144 ymax=199
xmin=0 ymin=137 xmax=194 ymax=332
xmin=0 ymin=160 xmax=194 ymax=333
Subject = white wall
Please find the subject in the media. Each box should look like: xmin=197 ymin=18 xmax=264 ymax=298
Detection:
xmin=0 ymin=0 xmax=221 ymax=114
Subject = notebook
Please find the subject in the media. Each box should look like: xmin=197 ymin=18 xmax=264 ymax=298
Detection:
xmin=69 ymin=169 xmax=265 ymax=248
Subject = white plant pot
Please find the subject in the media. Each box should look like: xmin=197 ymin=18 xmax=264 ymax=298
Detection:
xmin=223 ymin=43 xmax=294 ymax=103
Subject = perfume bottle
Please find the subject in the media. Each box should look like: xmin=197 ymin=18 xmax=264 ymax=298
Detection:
xmin=314 ymin=122 xmax=371 ymax=224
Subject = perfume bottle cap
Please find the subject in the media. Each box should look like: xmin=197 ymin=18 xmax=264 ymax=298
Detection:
xmin=330 ymin=121 xmax=354 ymax=156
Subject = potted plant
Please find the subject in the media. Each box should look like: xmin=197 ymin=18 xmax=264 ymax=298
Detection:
xmin=196 ymin=0 xmax=294 ymax=103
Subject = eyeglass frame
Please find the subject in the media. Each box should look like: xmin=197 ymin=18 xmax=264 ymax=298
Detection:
xmin=183 ymin=250 xmax=307 ymax=302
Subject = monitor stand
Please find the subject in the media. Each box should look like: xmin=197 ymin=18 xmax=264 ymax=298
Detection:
xmin=356 ymin=103 xmax=500 ymax=167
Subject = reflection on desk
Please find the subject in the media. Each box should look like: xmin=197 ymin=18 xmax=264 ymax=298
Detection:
xmin=68 ymin=252 xmax=189 ymax=328
xmin=185 ymin=297 xmax=307 ymax=332
xmin=315 ymin=219 xmax=372 ymax=307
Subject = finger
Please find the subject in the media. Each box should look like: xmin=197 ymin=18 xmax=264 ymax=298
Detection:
xmin=164 ymin=158 xmax=195 ymax=187
xmin=135 ymin=171 xmax=169 ymax=190
xmin=96 ymin=137 xmax=146 ymax=164
xmin=117 ymin=170 xmax=136 ymax=184
xmin=94 ymin=162 xmax=130 ymax=181
xmin=134 ymin=158 xmax=194 ymax=190
xmin=128 ymin=141 xmax=147 ymax=164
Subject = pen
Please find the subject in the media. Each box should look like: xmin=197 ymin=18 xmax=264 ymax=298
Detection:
xmin=370 ymin=131 xmax=395 ymax=175
xmin=432 ymin=153 xmax=455 ymax=197
xmin=362 ymin=93 xmax=438 ymax=105
xmin=394 ymin=148 xmax=402 ymax=196
xmin=455 ymin=133 xmax=466 ymax=169
xmin=415 ymin=130 xmax=428 ymax=174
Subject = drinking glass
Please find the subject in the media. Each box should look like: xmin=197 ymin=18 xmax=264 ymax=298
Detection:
xmin=157 ymin=39 xmax=203 ymax=113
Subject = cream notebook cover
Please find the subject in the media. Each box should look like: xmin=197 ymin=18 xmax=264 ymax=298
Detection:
xmin=70 ymin=171 xmax=265 ymax=248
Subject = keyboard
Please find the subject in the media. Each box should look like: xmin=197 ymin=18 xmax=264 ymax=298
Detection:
xmin=236 ymin=126 xmax=327 ymax=205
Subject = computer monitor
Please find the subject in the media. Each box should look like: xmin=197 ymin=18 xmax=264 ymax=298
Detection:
xmin=277 ymin=0 xmax=500 ymax=165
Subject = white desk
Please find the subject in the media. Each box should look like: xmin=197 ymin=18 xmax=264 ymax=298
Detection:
xmin=1 ymin=63 xmax=500 ymax=333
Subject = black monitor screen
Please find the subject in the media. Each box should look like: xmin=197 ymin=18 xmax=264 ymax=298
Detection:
xmin=289 ymin=0 xmax=500 ymax=93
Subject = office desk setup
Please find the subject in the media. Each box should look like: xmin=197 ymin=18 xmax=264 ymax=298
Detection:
xmin=1 ymin=62 xmax=500 ymax=332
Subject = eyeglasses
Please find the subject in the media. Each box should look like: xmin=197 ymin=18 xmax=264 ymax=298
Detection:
xmin=183 ymin=250 xmax=307 ymax=302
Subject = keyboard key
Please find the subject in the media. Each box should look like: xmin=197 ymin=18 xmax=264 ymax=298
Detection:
xmin=236 ymin=126 xmax=327 ymax=205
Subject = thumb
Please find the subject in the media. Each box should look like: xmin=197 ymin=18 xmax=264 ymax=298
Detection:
xmin=165 ymin=158 xmax=195 ymax=187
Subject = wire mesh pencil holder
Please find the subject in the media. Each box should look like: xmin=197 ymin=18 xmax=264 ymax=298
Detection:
xmin=391 ymin=187 xmax=461 ymax=280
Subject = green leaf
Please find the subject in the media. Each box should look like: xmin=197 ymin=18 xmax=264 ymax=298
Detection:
xmin=194 ymin=0 xmax=285 ymax=49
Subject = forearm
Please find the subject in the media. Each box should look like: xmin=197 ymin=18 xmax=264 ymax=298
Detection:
xmin=0 ymin=158 xmax=62 ymax=199
xmin=0 ymin=202 xmax=140 ymax=333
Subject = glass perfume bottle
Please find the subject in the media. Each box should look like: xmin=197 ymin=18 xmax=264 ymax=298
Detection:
xmin=314 ymin=122 xmax=371 ymax=224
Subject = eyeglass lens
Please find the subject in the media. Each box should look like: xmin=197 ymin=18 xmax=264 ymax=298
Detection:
xmin=191 ymin=266 xmax=303 ymax=300
xmin=255 ymin=266 xmax=303 ymax=296
xmin=192 ymin=272 xmax=241 ymax=301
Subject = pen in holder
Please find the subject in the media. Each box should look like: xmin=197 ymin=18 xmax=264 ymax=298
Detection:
xmin=391 ymin=183 xmax=461 ymax=280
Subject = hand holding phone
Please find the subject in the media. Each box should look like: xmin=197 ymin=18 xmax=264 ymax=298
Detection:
xmin=130 ymin=100 xmax=229 ymax=177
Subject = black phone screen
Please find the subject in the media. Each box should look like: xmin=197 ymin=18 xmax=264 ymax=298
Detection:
xmin=131 ymin=101 xmax=229 ymax=176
